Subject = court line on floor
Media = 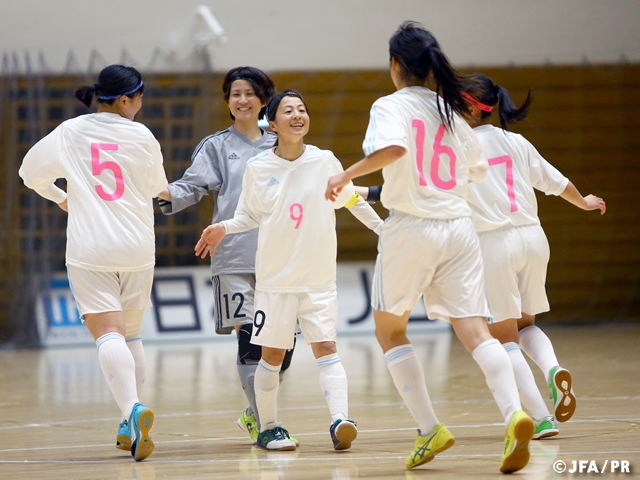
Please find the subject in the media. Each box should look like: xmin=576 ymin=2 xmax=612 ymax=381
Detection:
xmin=1 ymin=449 xmax=639 ymax=465
xmin=1 ymin=395 xmax=638 ymax=431
xmin=0 ymin=416 xmax=638 ymax=454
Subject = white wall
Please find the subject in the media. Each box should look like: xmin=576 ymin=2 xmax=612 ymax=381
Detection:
xmin=2 ymin=0 xmax=639 ymax=73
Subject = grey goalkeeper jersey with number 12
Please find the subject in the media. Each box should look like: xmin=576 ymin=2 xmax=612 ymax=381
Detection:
xmin=159 ymin=126 xmax=277 ymax=276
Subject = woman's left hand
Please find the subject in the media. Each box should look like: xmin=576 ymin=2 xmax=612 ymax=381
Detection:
xmin=325 ymin=172 xmax=350 ymax=201
xmin=195 ymin=223 xmax=226 ymax=258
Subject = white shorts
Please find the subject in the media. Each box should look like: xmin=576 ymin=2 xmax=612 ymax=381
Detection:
xmin=67 ymin=265 xmax=154 ymax=318
xmin=372 ymin=212 xmax=490 ymax=322
xmin=251 ymin=290 xmax=338 ymax=350
xmin=212 ymin=274 xmax=255 ymax=334
xmin=479 ymin=224 xmax=550 ymax=323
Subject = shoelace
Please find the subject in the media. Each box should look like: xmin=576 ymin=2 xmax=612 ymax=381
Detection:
xmin=273 ymin=427 xmax=289 ymax=441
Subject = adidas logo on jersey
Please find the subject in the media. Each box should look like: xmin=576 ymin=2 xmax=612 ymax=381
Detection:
xmin=228 ymin=152 xmax=240 ymax=160
xmin=267 ymin=177 xmax=280 ymax=186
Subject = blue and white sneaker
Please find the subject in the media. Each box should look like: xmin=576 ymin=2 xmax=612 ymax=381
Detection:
xmin=116 ymin=419 xmax=132 ymax=451
xmin=330 ymin=419 xmax=358 ymax=451
xmin=129 ymin=403 xmax=155 ymax=461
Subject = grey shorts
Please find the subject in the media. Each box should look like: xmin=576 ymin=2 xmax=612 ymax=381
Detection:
xmin=212 ymin=274 xmax=255 ymax=334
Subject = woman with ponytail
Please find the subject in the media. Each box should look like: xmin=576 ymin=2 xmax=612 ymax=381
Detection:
xmin=19 ymin=64 xmax=166 ymax=462
xmin=326 ymin=22 xmax=533 ymax=474
xmin=462 ymin=74 xmax=606 ymax=439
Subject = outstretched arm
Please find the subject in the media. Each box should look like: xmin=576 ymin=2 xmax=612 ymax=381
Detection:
xmin=346 ymin=195 xmax=384 ymax=234
xmin=325 ymin=146 xmax=405 ymax=202
xmin=559 ymin=181 xmax=606 ymax=215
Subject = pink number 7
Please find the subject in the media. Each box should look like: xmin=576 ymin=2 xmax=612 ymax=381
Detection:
xmin=91 ymin=143 xmax=124 ymax=201
xmin=488 ymin=155 xmax=518 ymax=212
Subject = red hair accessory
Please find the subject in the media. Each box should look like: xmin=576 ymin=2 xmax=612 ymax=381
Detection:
xmin=461 ymin=91 xmax=494 ymax=112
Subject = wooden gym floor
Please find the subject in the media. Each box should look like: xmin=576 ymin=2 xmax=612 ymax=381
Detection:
xmin=0 ymin=324 xmax=638 ymax=479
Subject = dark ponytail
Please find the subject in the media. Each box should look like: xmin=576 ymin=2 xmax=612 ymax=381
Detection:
xmin=389 ymin=21 xmax=468 ymax=129
xmin=74 ymin=85 xmax=97 ymax=108
xmin=464 ymin=73 xmax=533 ymax=131
xmin=74 ymin=64 xmax=144 ymax=108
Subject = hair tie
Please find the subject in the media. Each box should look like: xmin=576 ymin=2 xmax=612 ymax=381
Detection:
xmin=97 ymin=80 xmax=144 ymax=101
xmin=461 ymin=91 xmax=494 ymax=112
xmin=93 ymin=83 xmax=100 ymax=92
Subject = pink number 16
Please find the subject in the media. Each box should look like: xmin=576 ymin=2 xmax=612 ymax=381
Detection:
xmin=290 ymin=203 xmax=303 ymax=229
xmin=413 ymin=120 xmax=457 ymax=190
xmin=91 ymin=143 xmax=124 ymax=201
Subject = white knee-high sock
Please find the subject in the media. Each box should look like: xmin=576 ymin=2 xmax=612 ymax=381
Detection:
xmin=254 ymin=359 xmax=281 ymax=429
xmin=519 ymin=325 xmax=559 ymax=382
xmin=472 ymin=339 xmax=521 ymax=425
xmin=126 ymin=337 xmax=146 ymax=397
xmin=96 ymin=333 xmax=138 ymax=419
xmin=384 ymin=345 xmax=439 ymax=436
xmin=317 ymin=353 xmax=348 ymax=423
xmin=504 ymin=342 xmax=551 ymax=422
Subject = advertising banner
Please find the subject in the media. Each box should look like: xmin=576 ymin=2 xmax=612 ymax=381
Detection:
xmin=35 ymin=262 xmax=448 ymax=346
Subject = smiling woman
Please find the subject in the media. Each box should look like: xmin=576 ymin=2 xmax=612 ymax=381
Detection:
xmin=195 ymin=89 xmax=382 ymax=452
xmin=155 ymin=66 xmax=281 ymax=446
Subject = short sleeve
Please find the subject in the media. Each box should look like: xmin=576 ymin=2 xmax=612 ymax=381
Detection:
xmin=524 ymin=137 xmax=568 ymax=196
xmin=362 ymin=97 xmax=409 ymax=156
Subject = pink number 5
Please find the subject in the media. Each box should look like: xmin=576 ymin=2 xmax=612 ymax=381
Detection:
xmin=290 ymin=203 xmax=303 ymax=229
xmin=413 ymin=120 xmax=457 ymax=190
xmin=91 ymin=143 xmax=124 ymax=201
xmin=488 ymin=155 xmax=518 ymax=212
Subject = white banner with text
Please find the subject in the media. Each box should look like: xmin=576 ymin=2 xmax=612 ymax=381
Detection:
xmin=35 ymin=262 xmax=448 ymax=346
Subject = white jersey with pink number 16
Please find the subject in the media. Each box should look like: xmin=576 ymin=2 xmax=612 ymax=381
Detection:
xmin=363 ymin=86 xmax=488 ymax=219
xmin=19 ymin=112 xmax=168 ymax=271
xmin=466 ymin=124 xmax=569 ymax=232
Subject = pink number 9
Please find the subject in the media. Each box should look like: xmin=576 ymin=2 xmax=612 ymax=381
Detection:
xmin=290 ymin=203 xmax=303 ymax=229
xmin=91 ymin=143 xmax=124 ymax=201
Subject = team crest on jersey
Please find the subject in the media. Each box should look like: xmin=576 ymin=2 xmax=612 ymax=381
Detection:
xmin=267 ymin=177 xmax=280 ymax=186
xmin=228 ymin=152 xmax=240 ymax=160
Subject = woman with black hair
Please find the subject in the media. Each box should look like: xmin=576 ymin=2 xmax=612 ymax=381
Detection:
xmin=196 ymin=90 xmax=381 ymax=452
xmin=462 ymin=73 xmax=606 ymax=439
xmin=19 ymin=64 xmax=167 ymax=462
xmin=157 ymin=66 xmax=282 ymax=445
xmin=326 ymin=22 xmax=533 ymax=473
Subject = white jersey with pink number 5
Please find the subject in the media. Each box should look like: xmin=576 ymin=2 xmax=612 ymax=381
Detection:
xmin=19 ymin=112 xmax=168 ymax=271
xmin=467 ymin=124 xmax=568 ymax=232
xmin=221 ymin=145 xmax=355 ymax=293
xmin=362 ymin=86 xmax=488 ymax=219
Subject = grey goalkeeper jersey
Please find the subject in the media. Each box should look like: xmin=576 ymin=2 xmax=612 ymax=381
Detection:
xmin=159 ymin=126 xmax=277 ymax=276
